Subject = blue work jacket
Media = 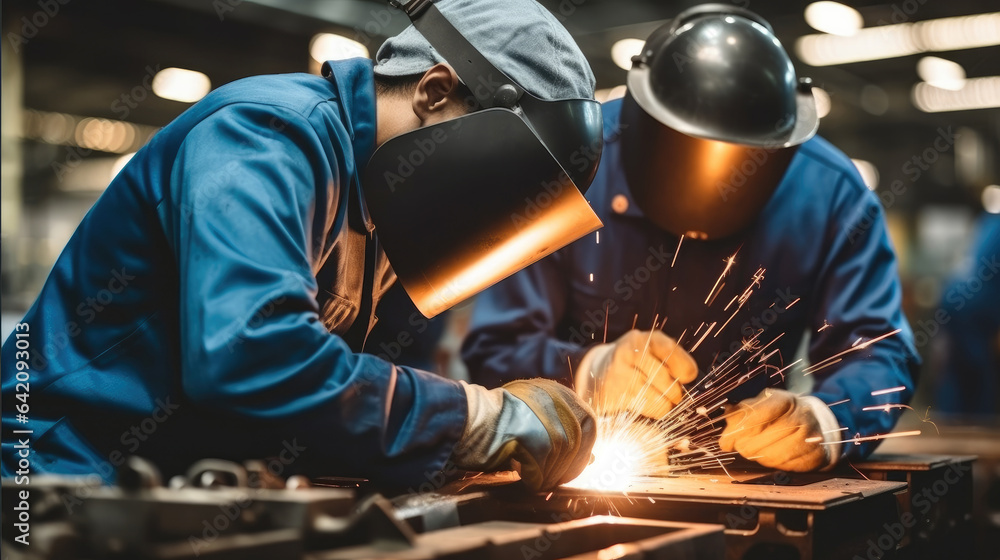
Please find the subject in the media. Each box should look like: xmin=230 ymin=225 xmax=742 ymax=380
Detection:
xmin=463 ymin=98 xmax=920 ymax=459
xmin=1 ymin=59 xmax=467 ymax=487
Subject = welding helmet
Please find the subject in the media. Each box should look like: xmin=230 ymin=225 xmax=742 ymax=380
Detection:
xmin=362 ymin=0 xmax=603 ymax=318
xmin=620 ymin=4 xmax=819 ymax=240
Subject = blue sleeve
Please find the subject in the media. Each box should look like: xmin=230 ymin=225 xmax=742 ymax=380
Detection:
xmin=461 ymin=251 xmax=587 ymax=388
xmin=807 ymin=174 xmax=920 ymax=459
xmin=168 ymin=103 xmax=466 ymax=486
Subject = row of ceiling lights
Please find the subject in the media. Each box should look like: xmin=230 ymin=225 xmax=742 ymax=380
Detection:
xmin=100 ymin=7 xmax=1000 ymax=113
xmin=23 ymin=16 xmax=998 ymax=211
xmin=603 ymin=6 xmax=999 ymax=114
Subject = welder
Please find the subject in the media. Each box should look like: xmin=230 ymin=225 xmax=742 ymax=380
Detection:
xmin=463 ymin=4 xmax=919 ymax=472
xmin=1 ymin=0 xmax=603 ymax=492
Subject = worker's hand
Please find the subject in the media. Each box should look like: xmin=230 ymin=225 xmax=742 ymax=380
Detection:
xmin=451 ymin=379 xmax=597 ymax=492
xmin=577 ymin=330 xmax=698 ymax=418
xmin=718 ymin=388 xmax=834 ymax=472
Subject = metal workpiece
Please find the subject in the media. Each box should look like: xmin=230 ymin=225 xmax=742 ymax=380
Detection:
xmin=1 ymin=456 xmax=977 ymax=559
xmin=850 ymin=454 xmax=977 ymax=559
xmin=392 ymin=469 xmax=909 ymax=560
xmin=310 ymin=516 xmax=725 ymax=559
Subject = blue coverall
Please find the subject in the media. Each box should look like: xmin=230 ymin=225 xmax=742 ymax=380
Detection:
xmin=462 ymin=98 xmax=920 ymax=459
xmin=937 ymin=213 xmax=1000 ymax=415
xmin=1 ymin=59 xmax=467 ymax=488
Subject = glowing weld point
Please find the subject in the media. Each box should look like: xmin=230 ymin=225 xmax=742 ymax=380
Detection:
xmin=696 ymin=406 xmax=708 ymax=416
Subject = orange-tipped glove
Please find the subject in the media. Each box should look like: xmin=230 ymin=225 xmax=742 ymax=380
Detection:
xmin=719 ymin=388 xmax=841 ymax=471
xmin=451 ymin=379 xmax=597 ymax=491
xmin=576 ymin=330 xmax=698 ymax=418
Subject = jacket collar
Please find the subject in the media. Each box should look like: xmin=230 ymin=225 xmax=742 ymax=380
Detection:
xmin=322 ymin=59 xmax=377 ymax=233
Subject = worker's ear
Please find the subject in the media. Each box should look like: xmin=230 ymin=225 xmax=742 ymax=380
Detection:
xmin=412 ymin=63 xmax=468 ymax=125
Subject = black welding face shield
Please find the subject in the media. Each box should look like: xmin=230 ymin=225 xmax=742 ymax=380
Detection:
xmin=621 ymin=4 xmax=819 ymax=240
xmin=362 ymin=0 xmax=603 ymax=318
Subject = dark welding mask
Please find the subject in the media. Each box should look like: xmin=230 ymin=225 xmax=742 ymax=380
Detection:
xmin=362 ymin=0 xmax=603 ymax=318
xmin=621 ymin=4 xmax=819 ymax=240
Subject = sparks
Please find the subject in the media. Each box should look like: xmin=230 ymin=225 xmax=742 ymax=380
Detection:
xmin=820 ymin=430 xmax=922 ymax=446
xmin=862 ymin=403 xmax=913 ymax=413
xmin=705 ymin=253 xmax=737 ymax=304
xmin=870 ymin=386 xmax=906 ymax=396
xmin=802 ymin=329 xmax=902 ymax=375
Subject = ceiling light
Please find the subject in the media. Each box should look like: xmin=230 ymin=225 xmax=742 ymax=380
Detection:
xmin=796 ymin=12 xmax=1000 ymax=66
xmin=152 ymin=67 xmax=211 ymax=103
xmin=812 ymin=87 xmax=832 ymax=118
xmin=851 ymin=159 xmax=879 ymax=189
xmin=611 ymin=38 xmax=645 ymax=71
xmin=912 ymin=76 xmax=1000 ymax=112
xmin=804 ymin=2 xmax=863 ymax=36
xmin=917 ymin=56 xmax=966 ymax=90
xmin=310 ymin=33 xmax=369 ymax=63
xmin=983 ymin=185 xmax=1000 ymax=214
xmin=21 ymin=109 xmax=159 ymax=154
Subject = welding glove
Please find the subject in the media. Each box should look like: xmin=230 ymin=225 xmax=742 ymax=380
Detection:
xmin=719 ymin=388 xmax=841 ymax=471
xmin=575 ymin=330 xmax=698 ymax=419
xmin=451 ymin=379 xmax=597 ymax=492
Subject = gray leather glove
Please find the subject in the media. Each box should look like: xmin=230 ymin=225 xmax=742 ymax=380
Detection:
xmin=451 ymin=379 xmax=597 ymax=491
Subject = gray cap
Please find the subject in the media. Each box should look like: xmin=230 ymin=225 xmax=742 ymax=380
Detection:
xmin=374 ymin=0 xmax=595 ymax=101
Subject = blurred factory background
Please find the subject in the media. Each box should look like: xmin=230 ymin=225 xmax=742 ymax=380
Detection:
xmin=1 ymin=0 xmax=998 ymax=418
